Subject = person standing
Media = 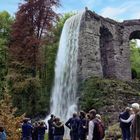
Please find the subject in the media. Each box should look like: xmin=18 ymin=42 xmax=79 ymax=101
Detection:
xmin=119 ymin=107 xmax=131 ymax=140
xmin=32 ymin=122 xmax=38 ymax=140
xmin=22 ymin=118 xmax=33 ymax=140
xmin=88 ymin=109 xmax=101 ymax=140
xmin=78 ymin=111 xmax=87 ymax=140
xmin=48 ymin=114 xmax=55 ymax=140
xmin=65 ymin=113 xmax=79 ymax=140
xmin=53 ymin=118 xmax=64 ymax=140
xmin=131 ymin=103 xmax=140 ymax=140
xmin=38 ymin=121 xmax=47 ymax=140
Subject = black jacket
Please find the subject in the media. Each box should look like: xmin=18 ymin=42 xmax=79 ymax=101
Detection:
xmin=54 ymin=122 xmax=64 ymax=136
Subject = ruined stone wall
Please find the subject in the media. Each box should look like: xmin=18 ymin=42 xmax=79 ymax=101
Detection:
xmin=77 ymin=10 xmax=140 ymax=81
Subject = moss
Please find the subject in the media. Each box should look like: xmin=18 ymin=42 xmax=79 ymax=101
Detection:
xmin=79 ymin=77 xmax=140 ymax=111
xmin=105 ymin=123 xmax=122 ymax=139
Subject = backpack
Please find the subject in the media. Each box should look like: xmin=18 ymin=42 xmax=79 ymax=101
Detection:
xmin=93 ymin=119 xmax=105 ymax=139
xmin=71 ymin=118 xmax=79 ymax=132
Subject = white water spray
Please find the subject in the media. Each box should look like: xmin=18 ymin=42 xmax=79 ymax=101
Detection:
xmin=46 ymin=12 xmax=83 ymax=138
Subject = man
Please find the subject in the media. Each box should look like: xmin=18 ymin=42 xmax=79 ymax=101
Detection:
xmin=131 ymin=103 xmax=140 ymax=140
xmin=119 ymin=107 xmax=131 ymax=140
xmin=65 ymin=113 xmax=79 ymax=140
xmin=48 ymin=114 xmax=55 ymax=140
xmin=88 ymin=109 xmax=101 ymax=140
xmin=78 ymin=111 xmax=87 ymax=140
xmin=22 ymin=118 xmax=33 ymax=140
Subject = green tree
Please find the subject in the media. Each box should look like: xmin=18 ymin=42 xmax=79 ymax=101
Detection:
xmin=7 ymin=0 xmax=60 ymax=117
xmin=0 ymin=11 xmax=13 ymax=98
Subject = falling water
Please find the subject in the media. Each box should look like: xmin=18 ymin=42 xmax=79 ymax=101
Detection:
xmin=48 ymin=12 xmax=83 ymax=137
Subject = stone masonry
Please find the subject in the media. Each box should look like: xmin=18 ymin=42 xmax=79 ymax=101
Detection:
xmin=77 ymin=10 xmax=140 ymax=81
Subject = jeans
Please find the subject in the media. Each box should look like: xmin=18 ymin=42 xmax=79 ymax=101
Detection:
xmin=38 ymin=135 xmax=45 ymax=140
xmin=121 ymin=127 xmax=131 ymax=140
xmin=54 ymin=135 xmax=63 ymax=140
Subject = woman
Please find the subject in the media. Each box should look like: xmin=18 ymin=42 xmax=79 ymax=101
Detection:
xmin=38 ymin=121 xmax=47 ymax=140
xmin=53 ymin=118 xmax=64 ymax=140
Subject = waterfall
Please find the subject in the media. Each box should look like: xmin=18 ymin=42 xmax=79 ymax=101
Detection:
xmin=47 ymin=12 xmax=83 ymax=138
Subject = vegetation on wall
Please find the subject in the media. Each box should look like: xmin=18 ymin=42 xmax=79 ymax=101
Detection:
xmin=79 ymin=77 xmax=140 ymax=112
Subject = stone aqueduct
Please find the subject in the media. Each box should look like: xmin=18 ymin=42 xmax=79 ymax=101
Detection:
xmin=77 ymin=10 xmax=140 ymax=81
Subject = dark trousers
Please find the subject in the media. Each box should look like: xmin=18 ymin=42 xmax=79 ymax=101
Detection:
xmin=79 ymin=134 xmax=86 ymax=140
xmin=121 ymin=127 xmax=131 ymax=140
xmin=70 ymin=131 xmax=79 ymax=140
xmin=48 ymin=132 xmax=54 ymax=140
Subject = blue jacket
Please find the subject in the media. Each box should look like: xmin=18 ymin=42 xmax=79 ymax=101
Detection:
xmin=0 ymin=131 xmax=6 ymax=140
xmin=22 ymin=123 xmax=33 ymax=137
xmin=65 ymin=117 xmax=79 ymax=133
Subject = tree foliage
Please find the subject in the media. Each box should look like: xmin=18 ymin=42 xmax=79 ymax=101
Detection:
xmin=0 ymin=91 xmax=25 ymax=140
xmin=9 ymin=0 xmax=59 ymax=75
xmin=0 ymin=11 xmax=13 ymax=98
xmin=7 ymin=0 xmax=59 ymax=117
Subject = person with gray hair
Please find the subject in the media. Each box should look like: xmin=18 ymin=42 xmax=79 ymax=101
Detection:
xmin=131 ymin=103 xmax=140 ymax=140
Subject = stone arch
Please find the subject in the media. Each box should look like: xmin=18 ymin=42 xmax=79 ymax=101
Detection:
xmin=129 ymin=30 xmax=140 ymax=79
xmin=129 ymin=30 xmax=140 ymax=40
xmin=100 ymin=26 xmax=116 ymax=78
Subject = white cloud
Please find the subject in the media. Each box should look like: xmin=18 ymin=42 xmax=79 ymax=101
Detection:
xmin=100 ymin=6 xmax=127 ymax=19
xmin=100 ymin=1 xmax=140 ymax=20
xmin=132 ymin=12 xmax=140 ymax=19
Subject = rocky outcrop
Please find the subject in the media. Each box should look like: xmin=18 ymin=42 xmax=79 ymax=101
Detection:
xmin=77 ymin=10 xmax=140 ymax=81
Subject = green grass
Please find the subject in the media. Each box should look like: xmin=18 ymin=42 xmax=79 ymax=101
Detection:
xmin=45 ymin=133 xmax=48 ymax=140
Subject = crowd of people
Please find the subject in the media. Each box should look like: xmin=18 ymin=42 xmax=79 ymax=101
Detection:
xmin=21 ymin=119 xmax=47 ymax=140
xmin=48 ymin=111 xmax=105 ymax=140
xmin=0 ymin=102 xmax=140 ymax=140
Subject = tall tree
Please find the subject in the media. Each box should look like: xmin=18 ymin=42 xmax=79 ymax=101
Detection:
xmin=7 ymin=0 xmax=59 ymax=117
xmin=0 ymin=11 xmax=13 ymax=98
xmin=9 ymin=0 xmax=59 ymax=77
